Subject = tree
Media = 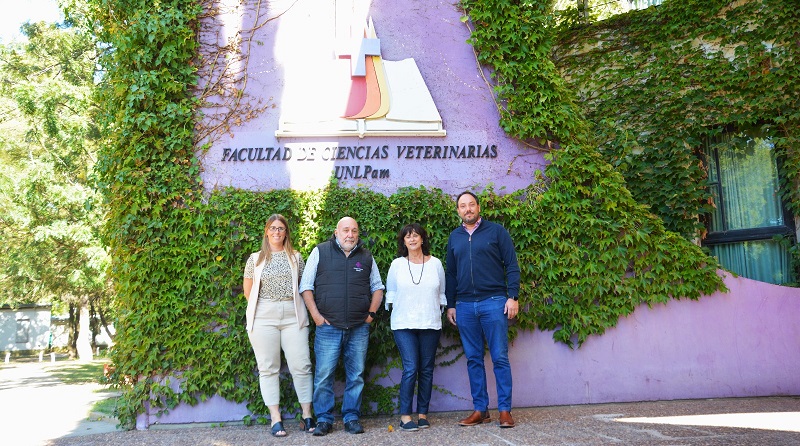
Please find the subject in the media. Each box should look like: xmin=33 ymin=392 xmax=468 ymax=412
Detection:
xmin=551 ymin=0 xmax=637 ymax=28
xmin=0 ymin=19 xmax=112 ymax=357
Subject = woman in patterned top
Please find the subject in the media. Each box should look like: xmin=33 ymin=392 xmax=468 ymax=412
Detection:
xmin=244 ymin=214 xmax=315 ymax=437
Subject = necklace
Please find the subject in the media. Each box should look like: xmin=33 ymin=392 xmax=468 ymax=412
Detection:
xmin=407 ymin=257 xmax=425 ymax=285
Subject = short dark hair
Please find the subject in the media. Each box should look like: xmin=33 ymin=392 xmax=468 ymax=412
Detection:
xmin=397 ymin=223 xmax=431 ymax=257
xmin=456 ymin=191 xmax=479 ymax=207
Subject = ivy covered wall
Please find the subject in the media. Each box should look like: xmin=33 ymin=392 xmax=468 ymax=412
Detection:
xmin=78 ymin=0 xmax=771 ymax=429
xmin=551 ymin=0 xmax=800 ymax=239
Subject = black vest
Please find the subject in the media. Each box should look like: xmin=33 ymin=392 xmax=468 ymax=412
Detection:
xmin=314 ymin=238 xmax=374 ymax=328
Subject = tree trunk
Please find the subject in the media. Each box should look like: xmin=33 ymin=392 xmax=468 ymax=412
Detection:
xmin=97 ymin=305 xmax=115 ymax=342
xmin=67 ymin=303 xmax=78 ymax=359
xmin=579 ymin=0 xmax=589 ymax=22
xmin=89 ymin=299 xmax=99 ymax=350
xmin=76 ymin=298 xmax=94 ymax=361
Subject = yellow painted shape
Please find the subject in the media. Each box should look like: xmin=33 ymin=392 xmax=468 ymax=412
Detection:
xmin=365 ymin=17 xmax=389 ymax=119
xmin=368 ymin=54 xmax=390 ymax=119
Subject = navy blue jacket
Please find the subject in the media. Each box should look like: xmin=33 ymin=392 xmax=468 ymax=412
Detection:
xmin=445 ymin=219 xmax=520 ymax=308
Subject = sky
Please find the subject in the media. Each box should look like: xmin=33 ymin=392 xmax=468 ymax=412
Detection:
xmin=0 ymin=0 xmax=62 ymax=43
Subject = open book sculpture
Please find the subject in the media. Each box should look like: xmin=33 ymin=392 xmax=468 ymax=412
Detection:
xmin=276 ymin=18 xmax=446 ymax=138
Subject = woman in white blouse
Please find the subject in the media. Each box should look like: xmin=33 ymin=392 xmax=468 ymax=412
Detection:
xmin=243 ymin=214 xmax=315 ymax=437
xmin=385 ymin=223 xmax=447 ymax=431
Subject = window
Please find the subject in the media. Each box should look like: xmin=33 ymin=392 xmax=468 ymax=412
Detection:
xmin=15 ymin=318 xmax=30 ymax=343
xmin=702 ymin=131 xmax=795 ymax=284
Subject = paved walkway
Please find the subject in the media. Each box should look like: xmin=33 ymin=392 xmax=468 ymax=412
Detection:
xmin=0 ymin=361 xmax=119 ymax=446
xmin=2 ymin=361 xmax=799 ymax=445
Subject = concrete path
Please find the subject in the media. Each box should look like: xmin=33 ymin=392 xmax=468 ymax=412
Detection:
xmin=2 ymin=360 xmax=799 ymax=445
xmin=50 ymin=397 xmax=800 ymax=445
xmin=0 ymin=361 xmax=120 ymax=446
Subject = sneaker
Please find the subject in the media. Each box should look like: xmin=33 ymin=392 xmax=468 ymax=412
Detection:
xmin=417 ymin=418 xmax=431 ymax=429
xmin=344 ymin=419 xmax=365 ymax=434
xmin=399 ymin=420 xmax=419 ymax=431
xmin=312 ymin=421 xmax=333 ymax=436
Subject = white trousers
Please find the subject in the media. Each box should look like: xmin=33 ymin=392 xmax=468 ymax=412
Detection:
xmin=247 ymin=300 xmax=313 ymax=406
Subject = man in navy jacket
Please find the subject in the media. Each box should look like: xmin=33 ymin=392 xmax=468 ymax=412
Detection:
xmin=446 ymin=191 xmax=520 ymax=428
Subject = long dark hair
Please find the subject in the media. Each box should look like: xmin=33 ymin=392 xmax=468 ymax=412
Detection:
xmin=396 ymin=223 xmax=431 ymax=257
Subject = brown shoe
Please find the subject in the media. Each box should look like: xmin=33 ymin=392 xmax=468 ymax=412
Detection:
xmin=458 ymin=410 xmax=491 ymax=426
xmin=498 ymin=410 xmax=515 ymax=428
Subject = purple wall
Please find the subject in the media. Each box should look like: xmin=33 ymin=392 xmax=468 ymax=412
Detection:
xmin=137 ymin=274 xmax=800 ymax=427
xmin=431 ymin=274 xmax=800 ymax=410
xmin=198 ymin=0 xmax=545 ymax=196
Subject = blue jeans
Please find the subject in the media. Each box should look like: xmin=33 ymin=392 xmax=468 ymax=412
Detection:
xmin=393 ymin=329 xmax=441 ymax=415
xmin=456 ymin=296 xmax=512 ymax=411
xmin=312 ymin=322 xmax=370 ymax=424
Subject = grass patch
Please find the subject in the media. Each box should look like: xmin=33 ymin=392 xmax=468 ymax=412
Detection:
xmin=92 ymin=394 xmax=120 ymax=416
xmin=44 ymin=359 xmax=111 ymax=384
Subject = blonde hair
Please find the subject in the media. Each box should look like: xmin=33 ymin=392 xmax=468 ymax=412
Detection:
xmin=256 ymin=214 xmax=297 ymax=269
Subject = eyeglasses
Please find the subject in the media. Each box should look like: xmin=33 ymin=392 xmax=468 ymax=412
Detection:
xmin=269 ymin=226 xmax=286 ymax=233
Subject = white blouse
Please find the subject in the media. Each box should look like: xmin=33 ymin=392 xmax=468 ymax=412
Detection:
xmin=384 ymin=256 xmax=446 ymax=330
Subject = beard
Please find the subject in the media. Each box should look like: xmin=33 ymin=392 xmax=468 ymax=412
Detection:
xmin=461 ymin=213 xmax=479 ymax=225
xmin=338 ymin=238 xmax=357 ymax=252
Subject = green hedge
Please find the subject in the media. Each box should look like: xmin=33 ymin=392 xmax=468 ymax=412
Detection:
xmin=551 ymin=0 xmax=800 ymax=238
xmin=88 ymin=0 xmax=729 ymax=429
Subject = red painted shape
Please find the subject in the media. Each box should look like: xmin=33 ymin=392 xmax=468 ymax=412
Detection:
xmin=346 ymin=56 xmax=381 ymax=119
xmin=342 ymin=67 xmax=367 ymax=118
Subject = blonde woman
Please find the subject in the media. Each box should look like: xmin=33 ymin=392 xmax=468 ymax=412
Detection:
xmin=244 ymin=214 xmax=315 ymax=437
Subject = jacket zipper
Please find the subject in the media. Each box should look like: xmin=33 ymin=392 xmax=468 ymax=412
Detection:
xmin=342 ymin=242 xmax=361 ymax=329
xmin=468 ymin=230 xmax=475 ymax=296
xmin=343 ymin=245 xmax=350 ymax=328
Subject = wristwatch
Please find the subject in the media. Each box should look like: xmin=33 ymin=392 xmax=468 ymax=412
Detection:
xmin=509 ymin=296 xmax=518 ymax=301
xmin=368 ymin=311 xmax=377 ymax=319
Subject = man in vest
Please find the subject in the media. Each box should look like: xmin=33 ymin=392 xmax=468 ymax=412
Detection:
xmin=446 ymin=191 xmax=520 ymax=428
xmin=300 ymin=216 xmax=385 ymax=436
